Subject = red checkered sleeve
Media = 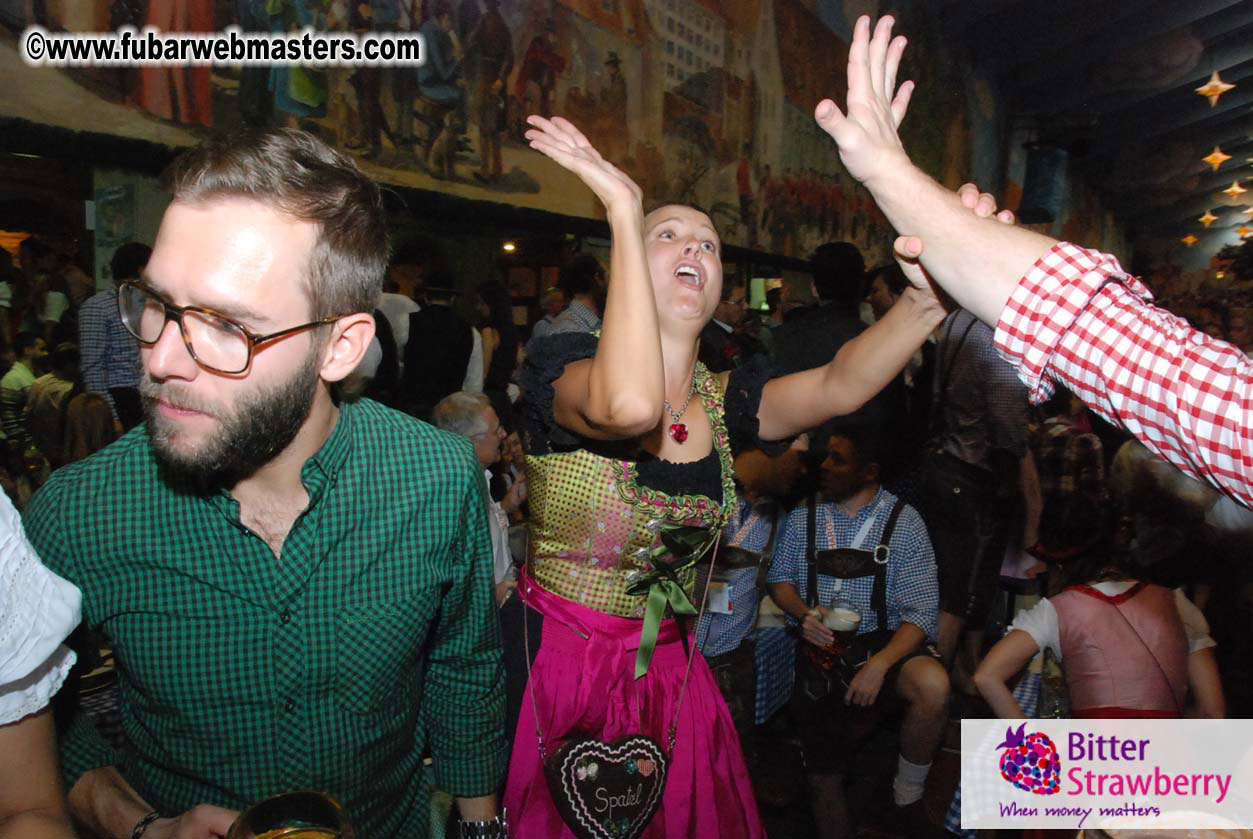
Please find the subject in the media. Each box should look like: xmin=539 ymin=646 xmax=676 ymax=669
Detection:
xmin=995 ymin=241 xmax=1253 ymax=508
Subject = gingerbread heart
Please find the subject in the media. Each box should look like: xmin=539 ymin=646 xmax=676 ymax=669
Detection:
xmin=543 ymin=735 xmax=668 ymax=839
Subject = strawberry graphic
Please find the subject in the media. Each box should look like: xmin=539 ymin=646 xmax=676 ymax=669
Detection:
xmin=997 ymin=723 xmax=1061 ymax=795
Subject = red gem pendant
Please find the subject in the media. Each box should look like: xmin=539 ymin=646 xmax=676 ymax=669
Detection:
xmin=669 ymin=422 xmax=689 ymax=443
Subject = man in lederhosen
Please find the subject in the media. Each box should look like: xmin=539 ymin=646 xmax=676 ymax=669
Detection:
xmin=767 ymin=427 xmax=948 ymax=838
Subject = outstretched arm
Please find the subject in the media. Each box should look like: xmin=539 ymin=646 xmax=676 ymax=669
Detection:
xmin=813 ymin=15 xmax=1055 ymax=327
xmin=757 ymin=282 xmax=943 ymax=440
xmin=751 ymin=51 xmax=946 ymax=441
xmin=756 ymin=15 xmax=1030 ymax=442
xmin=755 ymin=183 xmax=1015 ymax=441
xmin=820 ymin=17 xmax=1253 ymax=507
xmin=525 ymin=116 xmax=663 ymax=439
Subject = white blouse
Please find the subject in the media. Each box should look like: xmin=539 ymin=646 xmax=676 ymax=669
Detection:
xmin=0 ymin=492 xmax=81 ymax=724
xmin=1010 ymin=581 xmax=1214 ymax=662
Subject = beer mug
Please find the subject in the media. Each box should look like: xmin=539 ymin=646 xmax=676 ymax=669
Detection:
xmin=821 ymin=600 xmax=861 ymax=655
xmin=226 ymin=791 xmax=354 ymax=839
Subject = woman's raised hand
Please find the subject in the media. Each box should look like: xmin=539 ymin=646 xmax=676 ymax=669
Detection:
xmin=525 ymin=115 xmax=643 ymax=214
xmin=813 ymin=15 xmax=914 ymax=187
xmin=892 ymin=183 xmax=1016 ymax=293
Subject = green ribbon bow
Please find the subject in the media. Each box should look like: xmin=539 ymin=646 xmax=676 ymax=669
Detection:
xmin=626 ymin=525 xmax=717 ymax=679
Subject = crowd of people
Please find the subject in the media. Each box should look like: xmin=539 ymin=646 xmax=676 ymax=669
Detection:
xmin=0 ymin=240 xmax=145 ymax=509
xmin=2 ymin=14 xmax=1251 ymax=839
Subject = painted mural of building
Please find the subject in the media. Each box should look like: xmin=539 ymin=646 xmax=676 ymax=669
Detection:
xmin=643 ymin=0 xmax=728 ymax=90
xmin=637 ymin=0 xmax=787 ymax=239
xmin=721 ymin=0 xmax=783 ymax=175
xmin=0 ymin=0 xmax=975 ymax=264
xmin=774 ymin=0 xmax=847 ymax=179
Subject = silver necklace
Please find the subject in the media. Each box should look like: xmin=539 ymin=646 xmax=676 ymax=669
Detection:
xmin=663 ymin=374 xmax=697 ymax=443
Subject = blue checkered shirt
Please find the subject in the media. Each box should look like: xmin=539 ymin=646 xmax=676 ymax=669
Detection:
xmin=547 ymin=299 xmax=601 ymax=335
xmin=695 ymin=499 xmax=777 ymax=657
xmin=767 ymin=487 xmax=939 ymax=640
xmin=78 ymin=289 xmax=139 ymax=416
xmin=754 ymin=626 xmax=794 ymax=723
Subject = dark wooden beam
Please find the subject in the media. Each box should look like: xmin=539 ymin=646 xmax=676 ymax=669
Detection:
xmin=1007 ymin=0 xmax=1250 ymax=95
xmin=972 ymin=0 xmax=1146 ymax=75
xmin=1124 ymin=171 xmax=1253 ymax=229
xmin=1075 ymin=29 xmax=1253 ymax=120
xmin=1080 ymin=58 xmax=1253 ymax=157
xmin=936 ymin=0 xmax=1023 ymax=36
xmin=1134 ymin=79 xmax=1253 ymax=144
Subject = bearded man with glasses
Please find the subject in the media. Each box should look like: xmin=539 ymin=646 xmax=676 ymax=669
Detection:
xmin=22 ymin=129 xmax=509 ymax=839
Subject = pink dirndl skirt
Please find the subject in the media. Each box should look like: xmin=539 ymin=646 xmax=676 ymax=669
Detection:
xmin=504 ymin=569 xmax=767 ymax=838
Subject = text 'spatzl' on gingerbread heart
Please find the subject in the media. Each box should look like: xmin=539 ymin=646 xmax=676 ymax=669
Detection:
xmin=543 ymin=734 xmax=668 ymax=839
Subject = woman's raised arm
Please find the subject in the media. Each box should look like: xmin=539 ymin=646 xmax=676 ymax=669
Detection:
xmin=525 ymin=116 xmax=663 ymax=439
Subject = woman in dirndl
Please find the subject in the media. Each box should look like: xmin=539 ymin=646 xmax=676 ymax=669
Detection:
xmin=506 ymin=114 xmax=946 ymax=838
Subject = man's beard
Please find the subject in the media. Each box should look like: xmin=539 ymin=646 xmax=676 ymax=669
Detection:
xmin=140 ymin=350 xmax=322 ymax=493
xmin=819 ymin=475 xmax=864 ymax=503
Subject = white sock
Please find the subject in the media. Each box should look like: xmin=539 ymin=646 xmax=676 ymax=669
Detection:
xmin=892 ymin=755 xmax=931 ymax=806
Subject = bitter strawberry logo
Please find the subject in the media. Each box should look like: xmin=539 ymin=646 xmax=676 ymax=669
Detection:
xmin=997 ymin=722 xmax=1061 ymax=795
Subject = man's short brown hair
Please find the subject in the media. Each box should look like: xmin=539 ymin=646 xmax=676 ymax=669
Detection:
xmin=163 ymin=128 xmax=388 ymax=320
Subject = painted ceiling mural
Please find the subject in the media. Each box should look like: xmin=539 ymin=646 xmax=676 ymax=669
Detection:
xmin=1 ymin=0 xmax=981 ymax=264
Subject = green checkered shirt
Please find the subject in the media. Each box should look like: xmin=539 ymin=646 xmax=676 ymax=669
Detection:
xmin=24 ymin=398 xmax=507 ymax=837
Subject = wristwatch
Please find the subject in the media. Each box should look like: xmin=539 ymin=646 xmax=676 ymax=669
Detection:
xmin=459 ymin=809 xmax=508 ymax=838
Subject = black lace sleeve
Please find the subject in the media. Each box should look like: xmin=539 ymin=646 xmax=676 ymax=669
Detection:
xmin=519 ymin=332 xmax=599 ymax=454
xmin=724 ymin=353 xmax=790 ymax=457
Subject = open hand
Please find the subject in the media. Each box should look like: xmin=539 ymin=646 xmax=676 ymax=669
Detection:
xmin=801 ymin=607 xmax=835 ymax=648
xmin=495 ymin=579 xmax=517 ymax=606
xmin=813 ymin=16 xmax=914 ymax=186
xmin=957 ymin=182 xmax=1016 ymax=224
xmin=502 ymin=474 xmax=527 ymax=514
xmin=844 ymin=656 xmax=888 ymax=706
xmin=525 ymin=115 xmax=642 ymax=214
